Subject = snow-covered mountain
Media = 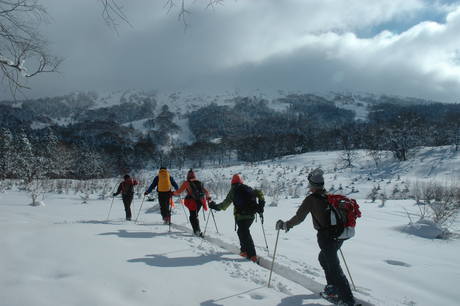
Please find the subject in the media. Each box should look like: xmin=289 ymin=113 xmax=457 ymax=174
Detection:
xmin=0 ymin=89 xmax=447 ymax=141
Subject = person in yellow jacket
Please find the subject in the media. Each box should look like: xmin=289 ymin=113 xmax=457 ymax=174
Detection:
xmin=145 ymin=167 xmax=179 ymax=224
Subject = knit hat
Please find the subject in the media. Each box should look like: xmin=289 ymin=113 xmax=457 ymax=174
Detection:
xmin=123 ymin=174 xmax=130 ymax=180
xmin=307 ymin=168 xmax=324 ymax=188
xmin=187 ymin=169 xmax=196 ymax=180
xmin=231 ymin=174 xmax=243 ymax=184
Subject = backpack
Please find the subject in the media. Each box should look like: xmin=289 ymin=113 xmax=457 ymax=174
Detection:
xmin=158 ymin=170 xmax=172 ymax=192
xmin=188 ymin=180 xmax=205 ymax=203
xmin=326 ymin=194 xmax=361 ymax=240
xmin=121 ymin=179 xmax=137 ymax=195
xmin=233 ymin=184 xmax=259 ymax=215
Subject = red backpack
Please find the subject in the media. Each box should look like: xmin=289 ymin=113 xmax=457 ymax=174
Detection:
xmin=326 ymin=194 xmax=361 ymax=240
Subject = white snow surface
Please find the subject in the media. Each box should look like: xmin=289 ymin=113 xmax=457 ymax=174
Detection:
xmin=2 ymin=146 xmax=460 ymax=306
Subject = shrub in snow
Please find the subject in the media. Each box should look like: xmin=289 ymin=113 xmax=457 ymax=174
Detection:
xmin=368 ymin=186 xmax=378 ymax=202
xmin=30 ymin=200 xmax=45 ymax=207
xmin=379 ymin=192 xmax=387 ymax=207
xmin=80 ymin=193 xmax=90 ymax=204
xmin=402 ymin=219 xmax=448 ymax=239
xmin=410 ymin=180 xmax=460 ymax=227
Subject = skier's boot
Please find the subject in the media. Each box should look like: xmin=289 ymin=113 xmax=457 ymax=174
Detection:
xmin=320 ymin=285 xmax=338 ymax=302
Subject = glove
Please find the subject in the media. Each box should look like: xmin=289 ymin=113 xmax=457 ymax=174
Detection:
xmin=259 ymin=199 xmax=266 ymax=207
xmin=144 ymin=192 xmax=149 ymax=196
xmin=275 ymin=220 xmax=289 ymax=232
xmin=209 ymin=201 xmax=220 ymax=211
xmin=257 ymin=205 xmax=264 ymax=214
xmin=112 ymin=193 xmax=117 ymax=197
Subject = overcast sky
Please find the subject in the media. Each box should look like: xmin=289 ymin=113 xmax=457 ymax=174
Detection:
xmin=3 ymin=0 xmax=460 ymax=102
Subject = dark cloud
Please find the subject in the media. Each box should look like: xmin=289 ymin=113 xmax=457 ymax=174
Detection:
xmin=2 ymin=0 xmax=459 ymax=102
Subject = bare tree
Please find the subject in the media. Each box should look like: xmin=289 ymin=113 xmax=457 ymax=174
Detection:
xmin=101 ymin=0 xmax=224 ymax=29
xmin=0 ymin=0 xmax=61 ymax=96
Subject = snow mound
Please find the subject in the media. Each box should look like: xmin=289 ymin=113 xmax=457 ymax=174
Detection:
xmin=401 ymin=219 xmax=448 ymax=239
xmin=29 ymin=201 xmax=45 ymax=207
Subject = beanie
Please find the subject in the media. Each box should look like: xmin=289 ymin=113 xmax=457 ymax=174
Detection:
xmin=187 ymin=169 xmax=196 ymax=180
xmin=308 ymin=168 xmax=324 ymax=188
xmin=231 ymin=174 xmax=243 ymax=184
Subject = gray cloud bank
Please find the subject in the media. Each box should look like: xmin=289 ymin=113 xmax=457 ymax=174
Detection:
xmin=3 ymin=0 xmax=460 ymax=102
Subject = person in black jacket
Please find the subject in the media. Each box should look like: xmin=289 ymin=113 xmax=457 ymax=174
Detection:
xmin=113 ymin=174 xmax=138 ymax=221
xmin=209 ymin=174 xmax=265 ymax=263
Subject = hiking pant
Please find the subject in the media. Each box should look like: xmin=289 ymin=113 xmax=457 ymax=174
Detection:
xmin=122 ymin=194 xmax=133 ymax=220
xmin=236 ymin=218 xmax=256 ymax=258
xmin=189 ymin=202 xmax=202 ymax=233
xmin=317 ymin=231 xmax=354 ymax=303
xmin=158 ymin=191 xmax=171 ymax=220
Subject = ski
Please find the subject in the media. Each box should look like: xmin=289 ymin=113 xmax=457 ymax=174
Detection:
xmin=319 ymin=292 xmax=362 ymax=306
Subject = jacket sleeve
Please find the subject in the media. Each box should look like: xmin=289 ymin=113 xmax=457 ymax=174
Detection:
xmin=170 ymin=176 xmax=179 ymax=190
xmin=114 ymin=183 xmax=122 ymax=196
xmin=172 ymin=181 xmax=188 ymax=196
xmin=216 ymin=186 xmax=235 ymax=211
xmin=254 ymin=189 xmax=265 ymax=202
xmin=203 ymin=185 xmax=211 ymax=200
xmin=286 ymin=197 xmax=311 ymax=229
xmin=146 ymin=176 xmax=158 ymax=194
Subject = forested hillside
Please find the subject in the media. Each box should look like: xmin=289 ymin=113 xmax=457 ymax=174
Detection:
xmin=1 ymin=91 xmax=459 ymax=179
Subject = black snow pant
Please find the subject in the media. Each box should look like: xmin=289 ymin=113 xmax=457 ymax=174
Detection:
xmin=236 ymin=218 xmax=256 ymax=258
xmin=189 ymin=202 xmax=202 ymax=234
xmin=122 ymin=194 xmax=133 ymax=220
xmin=158 ymin=191 xmax=171 ymax=221
xmin=317 ymin=231 xmax=354 ymax=303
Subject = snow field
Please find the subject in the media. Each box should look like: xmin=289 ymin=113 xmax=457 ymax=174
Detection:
xmin=2 ymin=146 xmax=460 ymax=305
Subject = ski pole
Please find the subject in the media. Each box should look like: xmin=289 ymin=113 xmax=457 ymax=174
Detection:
xmin=202 ymin=206 xmax=207 ymax=221
xmin=339 ymin=248 xmax=357 ymax=291
xmin=135 ymin=195 xmax=146 ymax=222
xmin=106 ymin=196 xmax=115 ymax=221
xmin=210 ymin=208 xmax=219 ymax=234
xmin=168 ymin=196 xmax=174 ymax=232
xmin=260 ymin=214 xmax=269 ymax=254
xmin=180 ymin=197 xmax=191 ymax=227
xmin=203 ymin=209 xmax=212 ymax=236
xmin=268 ymin=228 xmax=281 ymax=288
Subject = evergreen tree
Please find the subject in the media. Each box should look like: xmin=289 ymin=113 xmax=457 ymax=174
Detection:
xmin=0 ymin=128 xmax=14 ymax=179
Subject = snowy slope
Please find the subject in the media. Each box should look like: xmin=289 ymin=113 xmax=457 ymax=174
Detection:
xmin=1 ymin=192 xmax=326 ymax=306
xmin=2 ymin=146 xmax=460 ymax=306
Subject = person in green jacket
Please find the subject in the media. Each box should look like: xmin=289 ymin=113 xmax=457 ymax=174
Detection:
xmin=209 ymin=174 xmax=265 ymax=262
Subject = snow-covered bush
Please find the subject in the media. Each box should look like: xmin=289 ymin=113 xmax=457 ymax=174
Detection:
xmin=27 ymin=180 xmax=46 ymax=207
xmin=410 ymin=180 xmax=460 ymax=232
xmin=401 ymin=219 xmax=448 ymax=239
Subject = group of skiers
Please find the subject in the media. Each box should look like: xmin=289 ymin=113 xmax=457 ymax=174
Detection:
xmin=112 ymin=167 xmax=356 ymax=306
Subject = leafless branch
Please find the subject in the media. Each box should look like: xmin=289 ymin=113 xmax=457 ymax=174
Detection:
xmin=101 ymin=0 xmax=224 ymax=31
xmin=0 ymin=0 xmax=61 ymax=97
xmin=99 ymin=0 xmax=132 ymax=33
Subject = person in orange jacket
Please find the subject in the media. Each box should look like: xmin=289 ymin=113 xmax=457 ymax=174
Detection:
xmin=173 ymin=169 xmax=211 ymax=237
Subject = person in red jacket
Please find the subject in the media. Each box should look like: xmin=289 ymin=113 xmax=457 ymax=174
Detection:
xmin=113 ymin=174 xmax=138 ymax=221
xmin=173 ymin=169 xmax=211 ymax=237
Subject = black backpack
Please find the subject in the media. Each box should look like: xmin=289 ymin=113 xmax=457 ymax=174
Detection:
xmin=189 ymin=180 xmax=205 ymax=203
xmin=121 ymin=180 xmax=135 ymax=195
xmin=233 ymin=184 xmax=259 ymax=215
